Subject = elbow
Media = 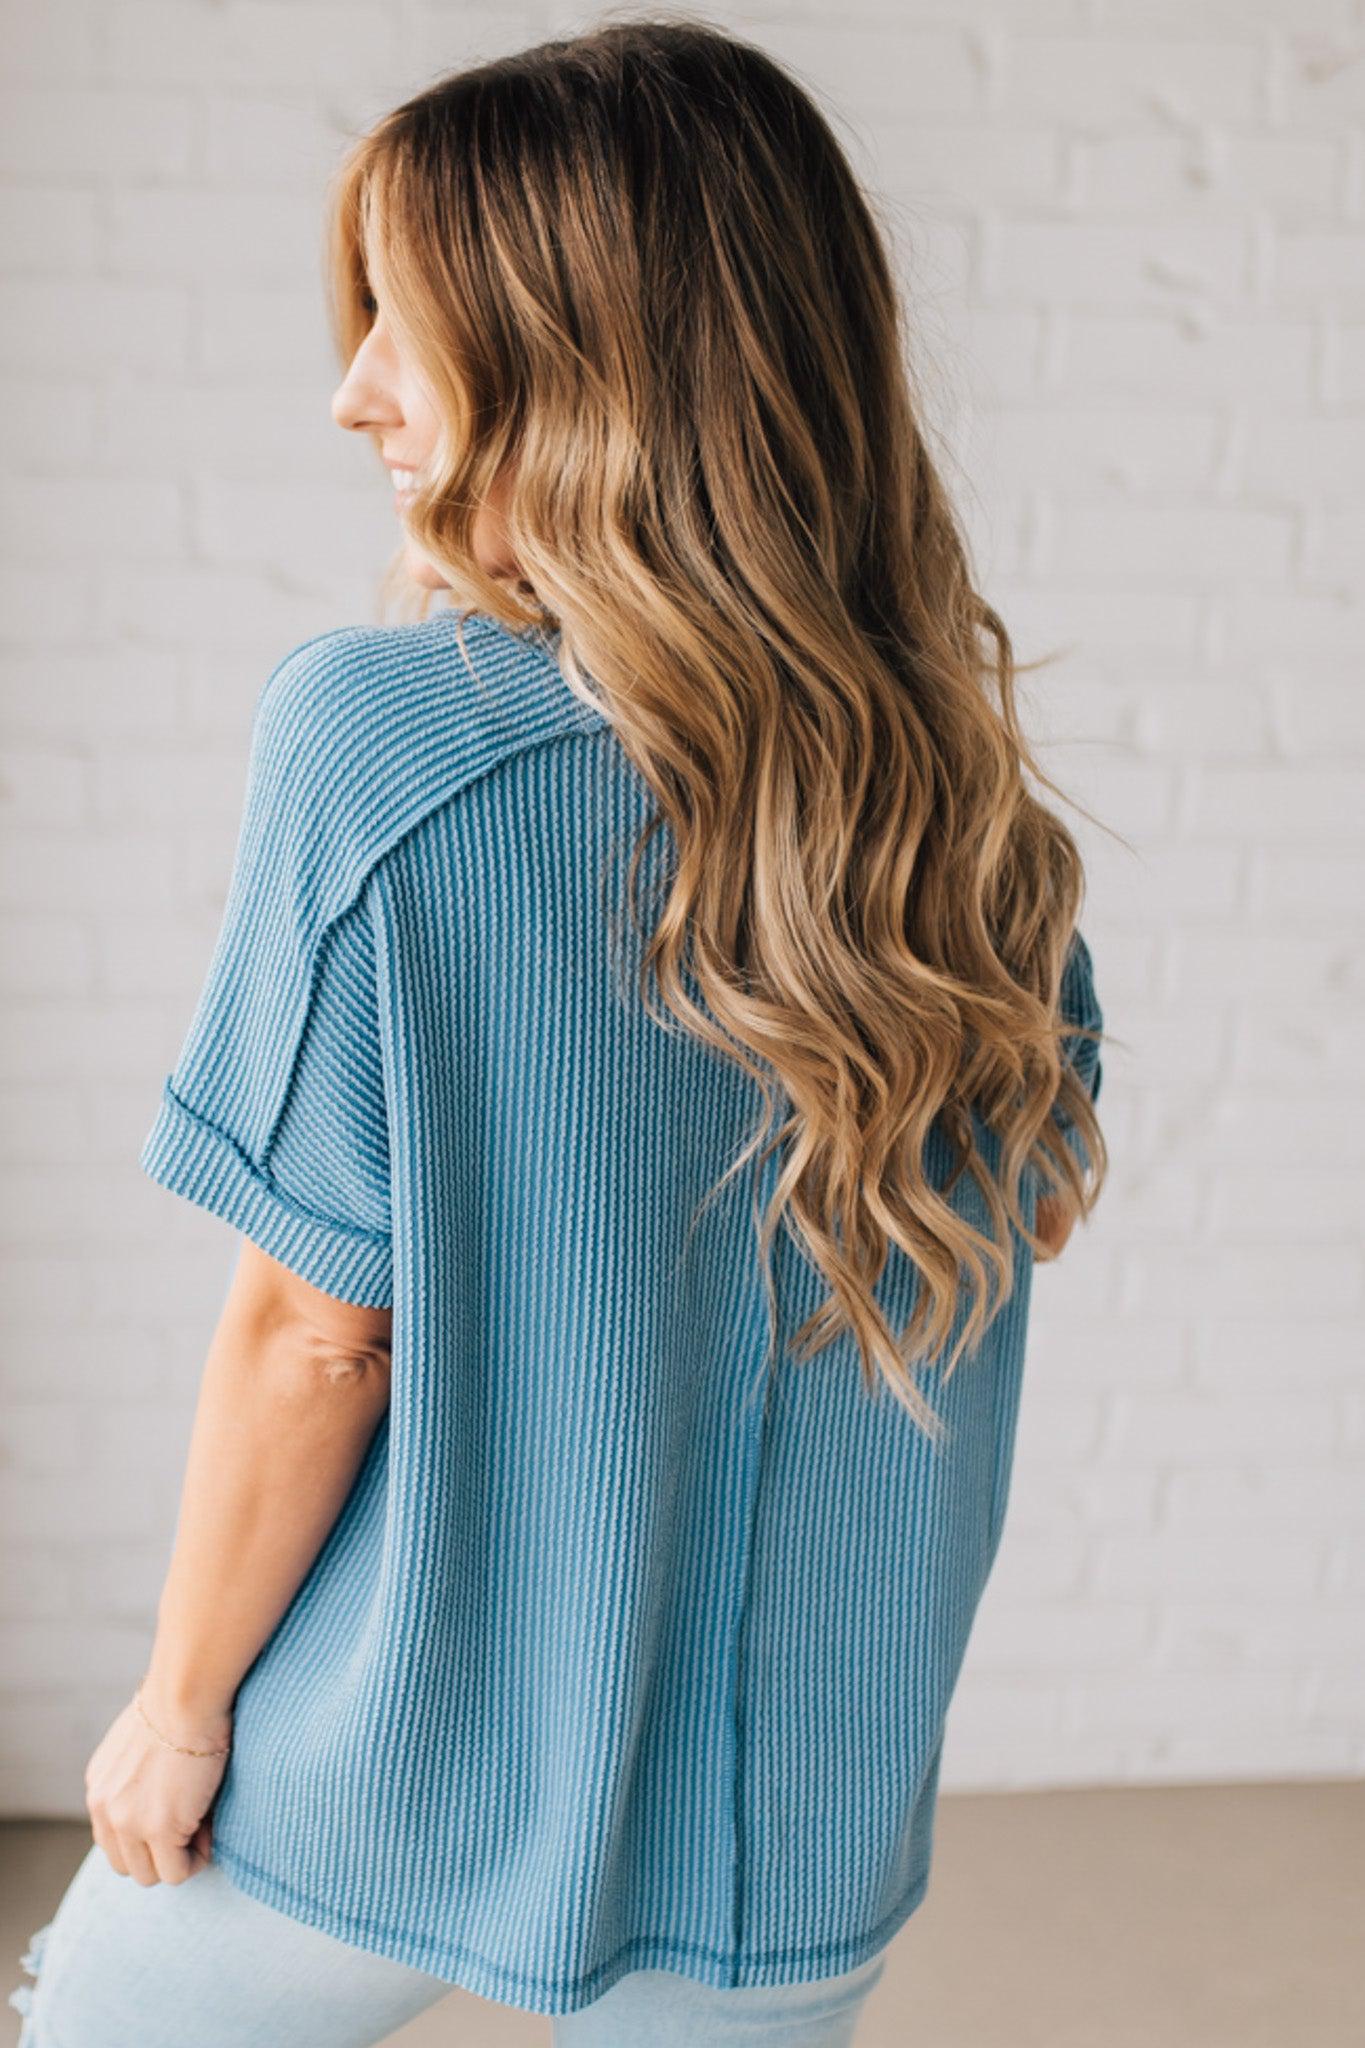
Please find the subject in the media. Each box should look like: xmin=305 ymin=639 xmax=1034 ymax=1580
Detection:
xmin=262 ymin=1330 xmax=392 ymax=1422
xmin=282 ymin=1308 xmax=391 ymax=1395
xmin=314 ymin=1338 xmax=392 ymax=1393
xmin=232 ymin=1241 xmax=393 ymax=1367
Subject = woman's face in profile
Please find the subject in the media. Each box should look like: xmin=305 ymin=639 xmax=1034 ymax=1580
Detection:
xmin=331 ymin=295 xmax=519 ymax=594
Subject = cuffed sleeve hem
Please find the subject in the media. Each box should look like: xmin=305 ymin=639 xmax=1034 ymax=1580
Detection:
xmin=139 ymin=1080 xmax=394 ymax=1307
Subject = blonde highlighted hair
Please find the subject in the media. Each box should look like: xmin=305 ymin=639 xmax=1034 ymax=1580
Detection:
xmin=324 ymin=13 xmax=1109 ymax=1441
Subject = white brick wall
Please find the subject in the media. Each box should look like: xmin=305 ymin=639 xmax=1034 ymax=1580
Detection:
xmin=2 ymin=0 xmax=1362 ymax=1814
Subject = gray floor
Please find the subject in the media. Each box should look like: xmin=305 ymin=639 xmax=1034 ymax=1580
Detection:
xmin=4 ymin=1781 xmax=1362 ymax=2046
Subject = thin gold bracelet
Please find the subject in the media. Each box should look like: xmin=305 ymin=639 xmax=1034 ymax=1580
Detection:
xmin=133 ymin=1679 xmax=232 ymax=1759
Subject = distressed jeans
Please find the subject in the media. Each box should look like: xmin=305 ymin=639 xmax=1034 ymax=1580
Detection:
xmin=9 ymin=1841 xmax=890 ymax=2046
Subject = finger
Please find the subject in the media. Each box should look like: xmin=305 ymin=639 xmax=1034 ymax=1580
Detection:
xmin=114 ymin=1831 xmax=159 ymax=1887
xmin=150 ymin=1835 xmax=198 ymax=1886
xmin=91 ymin=1820 xmax=127 ymax=1878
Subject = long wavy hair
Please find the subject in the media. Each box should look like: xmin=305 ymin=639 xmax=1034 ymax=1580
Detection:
xmin=323 ymin=13 xmax=1108 ymax=1441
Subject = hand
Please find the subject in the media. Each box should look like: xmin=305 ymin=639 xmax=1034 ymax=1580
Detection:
xmin=84 ymin=1685 xmax=233 ymax=1886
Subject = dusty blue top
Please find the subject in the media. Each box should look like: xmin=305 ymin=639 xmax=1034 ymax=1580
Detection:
xmin=139 ymin=608 xmax=1104 ymax=2018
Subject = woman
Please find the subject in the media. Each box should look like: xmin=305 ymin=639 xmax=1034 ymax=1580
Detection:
xmin=10 ymin=19 xmax=1107 ymax=2047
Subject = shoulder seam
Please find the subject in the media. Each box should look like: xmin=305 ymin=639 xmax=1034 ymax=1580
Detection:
xmin=260 ymin=889 xmax=388 ymax=1207
xmin=325 ymin=714 xmax=616 ymax=936
xmin=254 ymin=616 xmax=612 ymax=946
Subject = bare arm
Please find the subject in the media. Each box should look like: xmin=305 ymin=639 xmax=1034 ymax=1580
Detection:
xmin=138 ymin=1238 xmax=393 ymax=1737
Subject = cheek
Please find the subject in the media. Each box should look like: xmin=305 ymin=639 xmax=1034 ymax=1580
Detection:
xmin=400 ymin=376 xmax=442 ymax=460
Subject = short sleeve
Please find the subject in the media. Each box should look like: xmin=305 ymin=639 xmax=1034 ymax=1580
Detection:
xmin=1051 ymin=926 xmax=1104 ymax=1177
xmin=138 ymin=644 xmax=393 ymax=1306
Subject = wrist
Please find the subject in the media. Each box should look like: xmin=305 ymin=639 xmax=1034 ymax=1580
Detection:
xmin=137 ymin=1665 xmax=236 ymax=1745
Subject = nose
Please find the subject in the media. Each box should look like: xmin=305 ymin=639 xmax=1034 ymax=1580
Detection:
xmin=331 ymin=341 xmax=399 ymax=436
xmin=331 ymin=379 xmax=387 ymax=435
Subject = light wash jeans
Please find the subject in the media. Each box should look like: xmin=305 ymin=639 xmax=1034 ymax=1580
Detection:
xmin=9 ymin=1841 xmax=890 ymax=2046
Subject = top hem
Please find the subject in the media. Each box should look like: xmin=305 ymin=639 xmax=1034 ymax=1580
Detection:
xmin=208 ymin=1836 xmax=930 ymax=2019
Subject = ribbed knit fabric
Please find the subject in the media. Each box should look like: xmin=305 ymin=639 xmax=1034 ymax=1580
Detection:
xmin=138 ymin=608 xmax=1105 ymax=2019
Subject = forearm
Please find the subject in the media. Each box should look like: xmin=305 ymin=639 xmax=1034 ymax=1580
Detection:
xmin=142 ymin=1292 xmax=391 ymax=1726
